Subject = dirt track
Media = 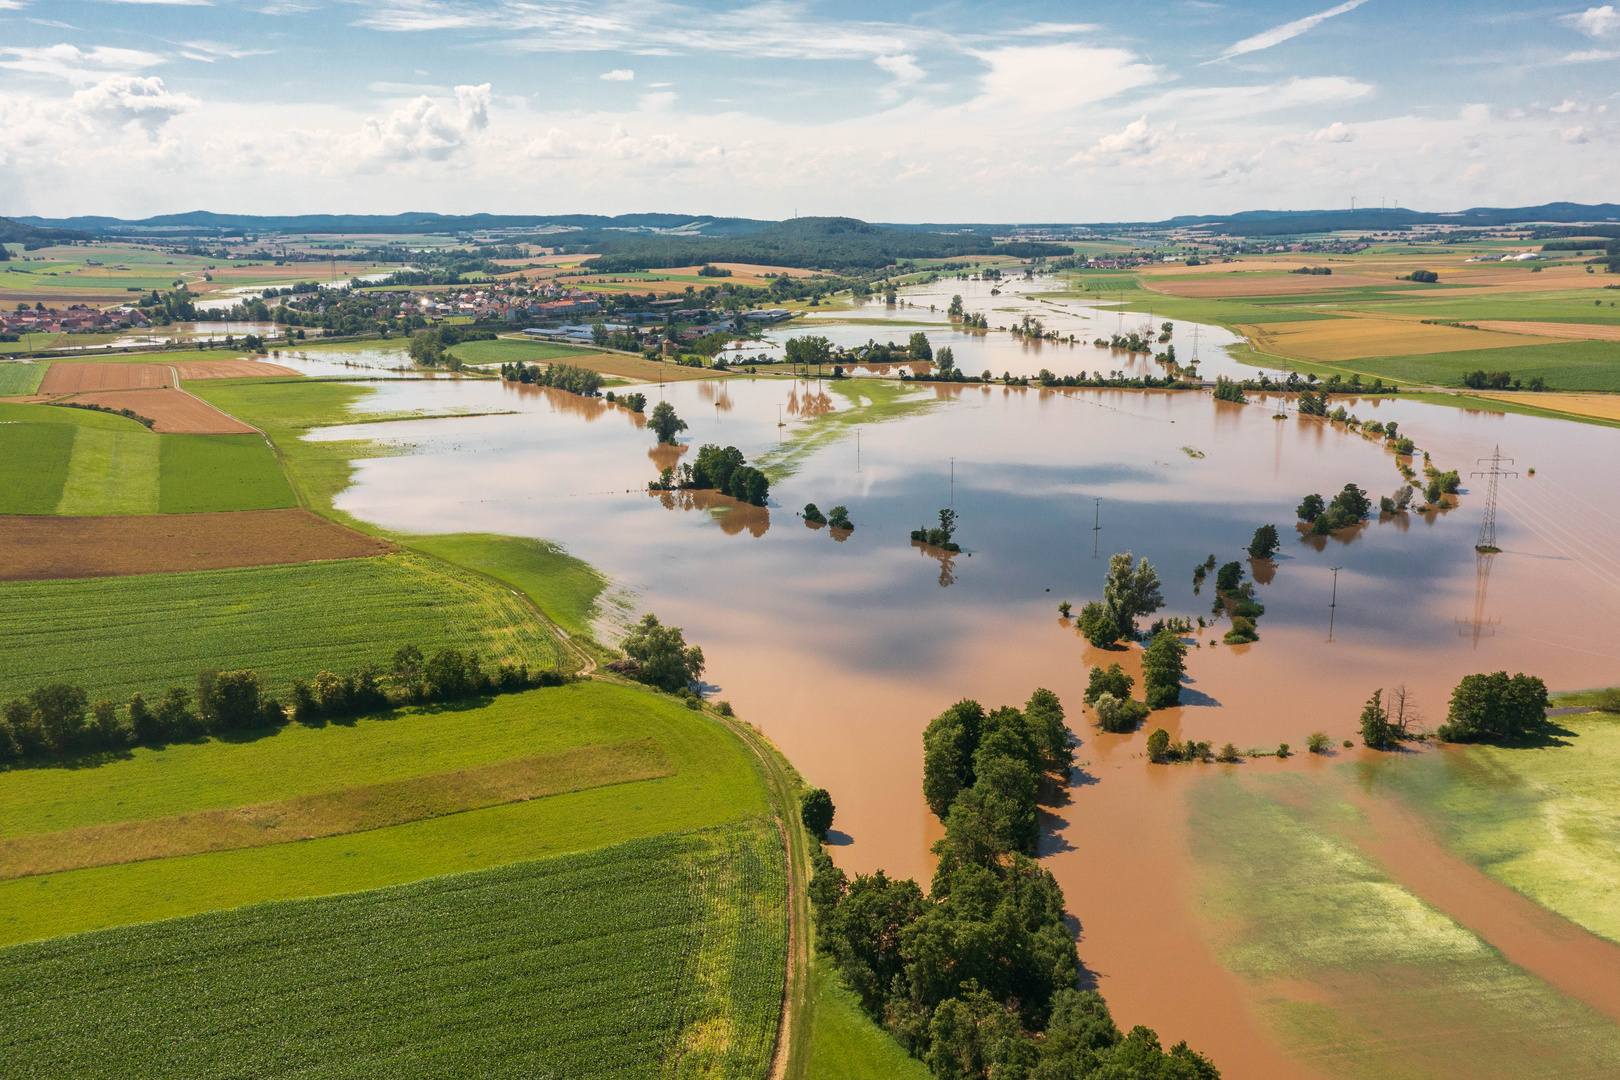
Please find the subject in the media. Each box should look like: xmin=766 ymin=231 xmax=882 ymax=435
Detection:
xmin=172 ymin=359 xmax=301 ymax=380
xmin=38 ymin=363 xmax=171 ymax=393
xmin=66 ymin=388 xmax=257 ymax=434
xmin=0 ymin=509 xmax=396 ymax=580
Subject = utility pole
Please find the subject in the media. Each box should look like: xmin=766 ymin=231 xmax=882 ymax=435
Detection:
xmin=1092 ymin=497 xmax=1101 ymax=559
xmin=949 ymin=457 xmax=956 ymax=506
xmin=1327 ymin=566 xmax=1342 ymax=642
xmin=1471 ymin=445 xmax=1516 ymax=552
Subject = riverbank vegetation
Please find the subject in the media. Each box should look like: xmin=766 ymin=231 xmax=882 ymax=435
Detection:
xmin=499 ymin=360 xmax=605 ymax=397
xmin=812 ymin=690 xmax=1217 ymax=1079
xmin=1077 ymin=552 xmax=1164 ymax=648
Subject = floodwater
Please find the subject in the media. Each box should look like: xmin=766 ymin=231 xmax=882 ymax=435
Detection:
xmin=310 ymin=330 xmax=1620 ymax=1076
xmin=754 ymin=274 xmax=1254 ymax=381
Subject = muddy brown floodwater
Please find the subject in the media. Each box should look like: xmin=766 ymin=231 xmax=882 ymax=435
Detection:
xmin=312 ymin=354 xmax=1620 ymax=1077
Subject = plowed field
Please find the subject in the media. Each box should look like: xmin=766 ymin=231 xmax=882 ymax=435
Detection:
xmin=68 ymin=388 xmax=256 ymax=433
xmin=172 ymin=359 xmax=301 ymax=380
xmin=38 ymin=363 xmax=171 ymax=393
xmin=0 ymin=508 xmax=394 ymax=580
xmin=1143 ymin=273 xmax=1393 ymax=298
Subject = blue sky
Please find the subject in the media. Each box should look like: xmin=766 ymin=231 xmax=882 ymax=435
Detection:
xmin=1 ymin=1 xmax=1617 ymax=220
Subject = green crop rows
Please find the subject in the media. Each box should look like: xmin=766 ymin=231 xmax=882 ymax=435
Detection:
xmin=158 ymin=433 xmax=296 ymax=512
xmin=0 ymin=362 xmax=47 ymax=395
xmin=0 ymin=553 xmax=568 ymax=701
xmin=0 ymin=423 xmax=74 ymax=513
xmin=0 ymin=822 xmax=788 ymax=1079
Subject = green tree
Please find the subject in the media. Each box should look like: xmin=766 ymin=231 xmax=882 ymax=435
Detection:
xmin=803 ymin=502 xmax=828 ymax=524
xmin=1146 ymin=727 xmax=1171 ymax=762
xmin=1023 ymin=688 xmax=1073 ymax=775
xmin=923 ymin=699 xmax=985 ymax=816
xmin=1247 ymin=524 xmax=1280 ymax=559
xmin=27 ymin=683 xmax=89 ymax=752
xmin=1103 ymin=551 xmax=1164 ymax=638
xmin=1296 ymin=493 xmax=1325 ymax=523
xmin=1437 ymin=671 xmax=1549 ymax=742
xmin=1085 ymin=663 xmax=1133 ymax=703
xmin=1142 ymin=631 xmax=1188 ymax=710
xmin=800 ymin=787 xmax=835 ymax=839
xmin=1077 ymin=601 xmax=1120 ymax=648
xmin=647 ymin=400 xmax=687 ymax=444
xmin=1359 ymin=688 xmax=1391 ymax=748
xmin=826 ymin=505 xmax=853 ymax=530
xmin=908 ymin=331 xmax=933 ymax=361
xmin=783 ymin=334 xmax=831 ymax=369
xmin=621 ymin=613 xmax=706 ymax=692
xmin=211 ymin=670 xmax=266 ymax=731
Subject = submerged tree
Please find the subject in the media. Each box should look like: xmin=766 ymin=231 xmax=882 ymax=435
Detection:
xmin=1102 ymin=552 xmax=1164 ymax=639
xmin=1359 ymin=688 xmax=1392 ymax=749
xmin=1247 ymin=524 xmax=1280 ymax=559
xmin=648 ymin=400 xmax=687 ymax=444
xmin=1142 ymin=631 xmax=1189 ymax=710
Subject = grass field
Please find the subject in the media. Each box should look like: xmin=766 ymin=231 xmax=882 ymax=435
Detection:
xmin=56 ymin=426 xmax=160 ymax=514
xmin=756 ymin=379 xmax=940 ymax=482
xmin=0 ymin=362 xmax=46 ymax=394
xmin=0 ymin=552 xmax=568 ymax=702
xmin=806 ymin=960 xmax=932 ymax=1080
xmin=158 ymin=433 xmax=296 ymax=513
xmin=0 ymin=822 xmax=787 ymax=1079
xmin=458 ymin=337 xmax=730 ymax=382
xmin=403 ymin=533 xmax=610 ymax=642
xmin=0 ymin=682 xmax=768 ymax=942
xmin=0 ymin=423 xmax=74 ymax=513
xmin=1371 ymin=718 xmax=1620 ymax=946
xmin=1307 ymin=339 xmax=1620 ymax=391
xmin=450 ymin=338 xmax=597 ymax=365
xmin=1190 ymin=774 xmax=1620 ymax=1079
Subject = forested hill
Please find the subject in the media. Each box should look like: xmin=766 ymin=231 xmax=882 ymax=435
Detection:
xmin=0 ymin=217 xmax=88 ymax=247
xmin=573 ymin=217 xmax=1073 ymax=271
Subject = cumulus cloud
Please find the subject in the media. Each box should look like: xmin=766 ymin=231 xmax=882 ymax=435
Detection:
xmin=1074 ymin=116 xmax=1169 ymax=163
xmin=1206 ymin=0 xmax=1370 ymax=63
xmin=67 ymin=74 xmax=196 ymax=131
xmin=1562 ymin=6 xmax=1620 ymax=37
xmin=354 ymin=82 xmax=490 ymax=163
xmin=1313 ymin=121 xmax=1355 ymax=141
xmin=600 ymin=69 xmax=634 ymax=81
xmin=1561 ymin=125 xmax=1589 ymax=142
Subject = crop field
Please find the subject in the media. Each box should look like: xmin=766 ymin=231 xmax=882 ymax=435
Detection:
xmin=454 ymin=337 xmax=729 ymax=382
xmin=1241 ymin=316 xmax=1559 ymax=364
xmin=66 ymin=387 xmax=257 ymax=433
xmin=0 ymin=682 xmax=769 ymax=943
xmin=55 ymin=426 xmax=160 ymax=515
xmin=0 ymin=423 xmax=74 ymax=513
xmin=0 ymin=822 xmax=787 ymax=1079
xmin=450 ymin=338 xmax=596 ymax=365
xmin=1318 ymin=339 xmax=1620 ymax=391
xmin=0 ymin=362 xmax=46 ymax=395
xmin=1190 ymin=774 xmax=1620 ymax=1079
xmin=0 ymin=552 xmax=567 ymax=702
xmin=38 ymin=362 xmax=171 ymax=393
xmin=1370 ymin=718 xmax=1620 ymax=946
xmin=158 ymin=433 xmax=295 ymax=512
xmin=1474 ymin=392 xmax=1620 ymax=422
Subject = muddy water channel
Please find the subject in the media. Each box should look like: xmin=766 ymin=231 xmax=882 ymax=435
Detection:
xmin=314 ymin=367 xmax=1620 ymax=1077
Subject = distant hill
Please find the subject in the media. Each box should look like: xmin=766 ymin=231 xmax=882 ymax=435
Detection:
xmin=10 ymin=211 xmax=772 ymax=238
xmin=0 ymin=216 xmax=88 ymax=247
xmin=574 ymin=216 xmax=1072 ymax=271
xmin=1104 ymin=202 xmax=1620 ymax=237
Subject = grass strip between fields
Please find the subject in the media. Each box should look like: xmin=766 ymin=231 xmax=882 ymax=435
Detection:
xmin=55 ymin=426 xmax=160 ymax=515
xmin=755 ymin=378 xmax=940 ymax=483
xmin=0 ymin=738 xmax=672 ymax=880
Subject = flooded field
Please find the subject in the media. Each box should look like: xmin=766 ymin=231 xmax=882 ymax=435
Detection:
xmin=307 ymin=315 xmax=1620 ymax=1076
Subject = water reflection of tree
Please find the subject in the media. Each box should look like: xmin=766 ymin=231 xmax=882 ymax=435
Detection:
xmin=1296 ymin=520 xmax=1369 ymax=552
xmin=648 ymin=441 xmax=689 ymax=472
xmin=1249 ymin=557 xmax=1277 ymax=586
xmin=786 ymin=382 xmax=834 ymax=418
xmin=651 ymin=488 xmax=769 ymax=537
xmin=693 ymin=381 xmax=735 ymax=412
xmin=913 ymin=539 xmax=958 ymax=587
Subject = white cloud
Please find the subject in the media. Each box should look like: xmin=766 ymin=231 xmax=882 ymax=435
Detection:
xmin=968 ymin=44 xmax=1157 ymax=115
xmin=1138 ymin=76 xmax=1374 ymax=122
xmin=68 ymin=74 xmax=195 ymax=130
xmin=352 ymin=82 xmax=489 ymax=163
xmin=1561 ymin=124 xmax=1589 ymax=142
xmin=1006 ymin=22 xmax=1100 ymax=36
xmin=1563 ymin=6 xmax=1620 ymax=37
xmin=0 ymin=1 xmax=30 ymax=10
xmin=1313 ymin=121 xmax=1356 ymax=141
xmin=0 ymin=44 xmax=165 ymax=83
xmin=600 ymin=69 xmax=635 ymax=81
xmin=1559 ymin=47 xmax=1620 ymax=61
xmin=1083 ymin=116 xmax=1169 ymax=160
xmin=1207 ymin=0 xmax=1370 ymax=63
xmin=179 ymin=40 xmax=275 ymax=62
xmin=88 ymin=0 xmax=213 ymax=5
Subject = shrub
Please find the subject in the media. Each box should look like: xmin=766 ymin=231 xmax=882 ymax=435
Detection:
xmin=1307 ymin=731 xmax=1331 ymax=754
xmin=1077 ymin=601 xmax=1119 ymax=648
xmin=1216 ymin=742 xmax=1239 ymax=763
xmin=1146 ymin=727 xmax=1171 ymax=762
xmin=1276 ymin=743 xmax=1289 ymax=758
xmin=1093 ymin=692 xmax=1149 ymax=734
xmin=1224 ymin=616 xmax=1258 ymax=644
xmin=803 ymin=502 xmax=827 ymax=525
xmin=1084 ymin=663 xmax=1133 ymax=704
xmin=826 ymin=505 xmax=853 ymax=530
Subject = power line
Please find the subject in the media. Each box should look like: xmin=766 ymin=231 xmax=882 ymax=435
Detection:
xmin=1471 ymin=444 xmax=1517 ymax=552
xmin=1092 ymin=497 xmax=1101 ymax=559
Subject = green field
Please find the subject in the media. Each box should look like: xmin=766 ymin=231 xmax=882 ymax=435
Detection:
xmin=0 ymin=822 xmax=787 ymax=1079
xmin=1371 ymin=717 xmax=1620 ymax=946
xmin=449 ymin=338 xmax=602 ymax=365
xmin=0 ymin=552 xmax=568 ymax=702
xmin=158 ymin=433 xmax=296 ymax=512
xmin=1190 ymin=773 xmax=1620 ymax=1079
xmin=0 ymin=681 xmax=769 ymax=942
xmin=1321 ymin=339 xmax=1620 ymax=392
xmin=403 ymin=533 xmax=611 ymax=642
xmin=0 ymin=361 xmax=46 ymax=394
xmin=0 ymin=423 xmax=74 ymax=512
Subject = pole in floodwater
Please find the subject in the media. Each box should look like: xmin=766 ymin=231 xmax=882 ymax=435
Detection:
xmin=1471 ymin=445 xmax=1516 ymax=553
xmin=1092 ymin=497 xmax=1101 ymax=559
xmin=950 ymin=456 xmax=956 ymax=506
xmin=1327 ymin=566 xmax=1342 ymax=642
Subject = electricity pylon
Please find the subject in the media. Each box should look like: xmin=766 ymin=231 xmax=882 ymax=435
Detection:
xmin=1471 ymin=445 xmax=1516 ymax=552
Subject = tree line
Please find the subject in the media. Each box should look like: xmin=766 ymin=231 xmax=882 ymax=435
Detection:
xmin=811 ymin=690 xmax=1219 ymax=1078
xmin=648 ymin=443 xmax=770 ymax=506
xmin=0 ymin=647 xmax=568 ymax=762
xmin=500 ymin=361 xmax=605 ymax=397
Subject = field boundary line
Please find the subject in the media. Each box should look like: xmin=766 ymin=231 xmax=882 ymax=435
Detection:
xmin=168 ymin=364 xmax=270 ymax=437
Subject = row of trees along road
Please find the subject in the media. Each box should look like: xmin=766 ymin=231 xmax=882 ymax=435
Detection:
xmin=812 ymin=689 xmax=1220 ymax=1078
